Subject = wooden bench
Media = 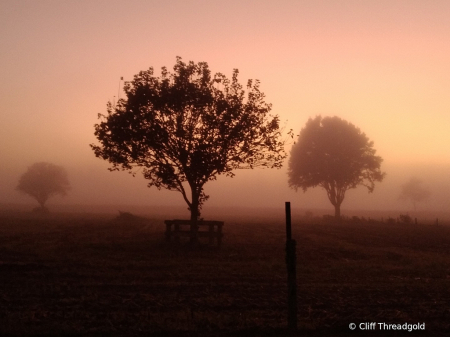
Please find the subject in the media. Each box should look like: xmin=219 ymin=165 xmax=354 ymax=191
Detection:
xmin=164 ymin=219 xmax=224 ymax=247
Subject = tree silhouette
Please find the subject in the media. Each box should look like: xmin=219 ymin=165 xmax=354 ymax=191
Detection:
xmin=399 ymin=177 xmax=430 ymax=211
xmin=288 ymin=116 xmax=385 ymax=220
xmin=16 ymin=162 xmax=70 ymax=212
xmin=91 ymin=57 xmax=287 ymax=238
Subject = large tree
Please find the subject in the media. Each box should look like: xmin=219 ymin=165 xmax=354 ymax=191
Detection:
xmin=399 ymin=177 xmax=430 ymax=211
xmin=288 ymin=116 xmax=385 ymax=220
xmin=91 ymin=57 xmax=287 ymax=236
xmin=16 ymin=162 xmax=70 ymax=212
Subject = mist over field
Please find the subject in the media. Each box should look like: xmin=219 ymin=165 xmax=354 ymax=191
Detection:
xmin=2 ymin=160 xmax=450 ymax=222
xmin=3 ymin=2 xmax=450 ymax=335
xmin=2 ymin=1 xmax=450 ymax=223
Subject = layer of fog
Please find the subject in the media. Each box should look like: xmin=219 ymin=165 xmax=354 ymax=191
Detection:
xmin=1 ymin=160 xmax=449 ymax=221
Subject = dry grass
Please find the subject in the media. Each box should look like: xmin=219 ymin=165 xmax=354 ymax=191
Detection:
xmin=0 ymin=211 xmax=449 ymax=336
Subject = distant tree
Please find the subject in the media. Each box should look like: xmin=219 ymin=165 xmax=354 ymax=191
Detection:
xmin=399 ymin=213 xmax=413 ymax=224
xmin=399 ymin=177 xmax=430 ymax=211
xmin=288 ymin=116 xmax=385 ymax=220
xmin=16 ymin=162 xmax=70 ymax=212
xmin=91 ymin=57 xmax=288 ymax=239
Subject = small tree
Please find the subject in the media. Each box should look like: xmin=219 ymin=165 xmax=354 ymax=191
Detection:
xmin=399 ymin=214 xmax=413 ymax=224
xmin=16 ymin=162 xmax=70 ymax=212
xmin=91 ymin=57 xmax=287 ymax=238
xmin=288 ymin=116 xmax=385 ymax=220
xmin=399 ymin=177 xmax=430 ymax=211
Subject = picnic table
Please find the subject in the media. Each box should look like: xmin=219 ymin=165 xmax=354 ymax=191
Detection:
xmin=164 ymin=219 xmax=224 ymax=247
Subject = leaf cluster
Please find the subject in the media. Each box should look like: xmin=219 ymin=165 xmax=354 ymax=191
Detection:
xmin=288 ymin=116 xmax=385 ymax=204
xmin=91 ymin=57 xmax=287 ymax=212
xmin=399 ymin=177 xmax=431 ymax=203
xmin=16 ymin=162 xmax=70 ymax=206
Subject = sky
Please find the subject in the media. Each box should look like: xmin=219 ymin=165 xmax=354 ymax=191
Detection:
xmin=1 ymin=0 xmax=450 ymax=215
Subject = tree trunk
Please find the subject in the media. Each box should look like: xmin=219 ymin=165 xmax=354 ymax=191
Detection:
xmin=190 ymin=190 xmax=199 ymax=244
xmin=36 ymin=195 xmax=47 ymax=209
xmin=334 ymin=204 xmax=341 ymax=222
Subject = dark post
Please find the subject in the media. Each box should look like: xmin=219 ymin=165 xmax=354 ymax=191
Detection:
xmin=285 ymin=202 xmax=297 ymax=331
xmin=286 ymin=202 xmax=292 ymax=241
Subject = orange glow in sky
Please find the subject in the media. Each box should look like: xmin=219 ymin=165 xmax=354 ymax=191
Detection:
xmin=1 ymin=0 xmax=450 ymax=212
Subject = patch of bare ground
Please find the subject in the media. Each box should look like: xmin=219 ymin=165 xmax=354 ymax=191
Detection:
xmin=0 ymin=212 xmax=449 ymax=336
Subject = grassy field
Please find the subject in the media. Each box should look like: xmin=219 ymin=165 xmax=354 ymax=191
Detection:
xmin=0 ymin=210 xmax=449 ymax=336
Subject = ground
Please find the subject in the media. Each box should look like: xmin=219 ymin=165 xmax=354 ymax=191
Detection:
xmin=0 ymin=210 xmax=449 ymax=336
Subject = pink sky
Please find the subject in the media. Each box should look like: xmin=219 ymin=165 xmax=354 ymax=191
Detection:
xmin=1 ymin=0 xmax=450 ymax=213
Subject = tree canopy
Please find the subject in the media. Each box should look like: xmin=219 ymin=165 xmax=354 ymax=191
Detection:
xmin=399 ymin=177 xmax=430 ymax=211
xmin=288 ymin=116 xmax=385 ymax=220
xmin=16 ymin=162 xmax=70 ymax=211
xmin=91 ymin=57 xmax=287 ymax=226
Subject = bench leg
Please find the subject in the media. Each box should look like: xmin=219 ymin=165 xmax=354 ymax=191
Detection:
xmin=174 ymin=224 xmax=180 ymax=243
xmin=165 ymin=224 xmax=171 ymax=242
xmin=218 ymin=225 xmax=223 ymax=247
xmin=209 ymin=225 xmax=214 ymax=245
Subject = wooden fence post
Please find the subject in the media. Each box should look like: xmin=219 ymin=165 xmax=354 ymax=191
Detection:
xmin=285 ymin=202 xmax=297 ymax=331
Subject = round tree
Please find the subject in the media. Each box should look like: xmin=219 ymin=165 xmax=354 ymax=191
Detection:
xmin=91 ymin=57 xmax=287 ymax=237
xmin=399 ymin=177 xmax=430 ymax=211
xmin=16 ymin=162 xmax=70 ymax=212
xmin=288 ymin=116 xmax=385 ymax=220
